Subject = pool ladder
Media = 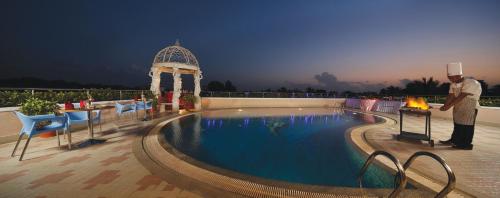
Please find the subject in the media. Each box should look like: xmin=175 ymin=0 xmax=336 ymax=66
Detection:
xmin=358 ymin=150 xmax=456 ymax=198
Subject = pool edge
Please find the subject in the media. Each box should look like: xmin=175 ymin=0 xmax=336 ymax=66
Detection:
xmin=135 ymin=108 xmax=432 ymax=197
xmin=345 ymin=109 xmax=474 ymax=198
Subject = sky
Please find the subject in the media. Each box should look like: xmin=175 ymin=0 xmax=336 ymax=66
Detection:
xmin=1 ymin=0 xmax=500 ymax=91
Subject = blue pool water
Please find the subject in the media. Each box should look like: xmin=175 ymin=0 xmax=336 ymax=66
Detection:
xmin=161 ymin=109 xmax=395 ymax=188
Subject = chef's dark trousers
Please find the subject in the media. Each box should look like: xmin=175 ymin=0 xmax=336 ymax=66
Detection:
xmin=451 ymin=109 xmax=478 ymax=147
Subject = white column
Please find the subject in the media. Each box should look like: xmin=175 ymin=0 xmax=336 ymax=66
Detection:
xmin=194 ymin=70 xmax=203 ymax=110
xmin=149 ymin=67 xmax=161 ymax=96
xmin=172 ymin=68 xmax=182 ymax=112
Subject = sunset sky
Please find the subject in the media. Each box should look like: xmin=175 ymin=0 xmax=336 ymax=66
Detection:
xmin=1 ymin=0 xmax=499 ymax=91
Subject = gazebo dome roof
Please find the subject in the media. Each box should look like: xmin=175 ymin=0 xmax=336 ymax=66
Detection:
xmin=153 ymin=40 xmax=199 ymax=67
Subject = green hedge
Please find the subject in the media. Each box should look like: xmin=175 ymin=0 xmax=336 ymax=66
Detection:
xmin=0 ymin=89 xmax=154 ymax=107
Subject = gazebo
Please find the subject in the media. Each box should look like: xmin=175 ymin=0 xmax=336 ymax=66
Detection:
xmin=149 ymin=40 xmax=203 ymax=111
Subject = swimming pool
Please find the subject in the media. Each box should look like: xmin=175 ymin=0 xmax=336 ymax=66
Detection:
xmin=160 ymin=108 xmax=395 ymax=188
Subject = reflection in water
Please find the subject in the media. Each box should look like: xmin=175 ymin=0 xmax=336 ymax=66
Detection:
xmin=171 ymin=119 xmax=181 ymax=145
xmin=362 ymin=113 xmax=376 ymax=124
xmin=192 ymin=114 xmax=202 ymax=149
xmin=202 ymin=110 xmax=352 ymax=131
xmin=243 ymin=118 xmax=250 ymax=128
xmin=162 ymin=109 xmax=391 ymax=188
xmin=266 ymin=119 xmax=288 ymax=135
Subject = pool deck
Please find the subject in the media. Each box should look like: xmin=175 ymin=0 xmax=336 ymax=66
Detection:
xmin=0 ymin=108 xmax=498 ymax=197
xmin=359 ymin=111 xmax=500 ymax=198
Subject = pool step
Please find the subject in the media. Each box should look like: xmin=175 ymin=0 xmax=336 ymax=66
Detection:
xmin=358 ymin=150 xmax=457 ymax=198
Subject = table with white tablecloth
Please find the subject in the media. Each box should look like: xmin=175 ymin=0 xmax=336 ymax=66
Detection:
xmin=345 ymin=98 xmax=405 ymax=114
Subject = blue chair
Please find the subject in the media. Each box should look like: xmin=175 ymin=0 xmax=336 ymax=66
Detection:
xmin=135 ymin=101 xmax=153 ymax=120
xmin=135 ymin=101 xmax=152 ymax=111
xmin=12 ymin=111 xmax=68 ymax=161
xmin=115 ymin=102 xmax=136 ymax=119
xmin=64 ymin=110 xmax=102 ymax=146
xmin=70 ymin=103 xmax=101 ymax=128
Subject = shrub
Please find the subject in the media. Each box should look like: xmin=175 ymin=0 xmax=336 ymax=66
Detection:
xmin=19 ymin=97 xmax=59 ymax=116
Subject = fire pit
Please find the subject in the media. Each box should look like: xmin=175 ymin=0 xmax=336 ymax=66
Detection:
xmin=398 ymin=97 xmax=434 ymax=147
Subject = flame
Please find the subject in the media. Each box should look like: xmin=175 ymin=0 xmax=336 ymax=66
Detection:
xmin=405 ymin=97 xmax=429 ymax=110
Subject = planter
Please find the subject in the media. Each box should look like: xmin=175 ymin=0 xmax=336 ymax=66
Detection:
xmin=181 ymin=102 xmax=194 ymax=110
xmin=39 ymin=131 xmax=56 ymax=138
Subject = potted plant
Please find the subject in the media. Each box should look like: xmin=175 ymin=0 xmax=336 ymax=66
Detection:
xmin=180 ymin=94 xmax=197 ymax=110
xmin=151 ymin=96 xmax=159 ymax=113
xmin=19 ymin=98 xmax=60 ymax=138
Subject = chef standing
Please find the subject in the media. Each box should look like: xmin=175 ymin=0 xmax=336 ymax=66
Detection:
xmin=439 ymin=62 xmax=482 ymax=150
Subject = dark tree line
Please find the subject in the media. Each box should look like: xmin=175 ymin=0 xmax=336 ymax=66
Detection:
xmin=205 ymin=80 xmax=237 ymax=92
xmin=380 ymin=77 xmax=495 ymax=96
xmin=380 ymin=77 xmax=449 ymax=96
xmin=205 ymin=77 xmax=500 ymax=96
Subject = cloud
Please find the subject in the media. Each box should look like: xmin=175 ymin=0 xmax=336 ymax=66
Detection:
xmin=313 ymin=72 xmax=386 ymax=92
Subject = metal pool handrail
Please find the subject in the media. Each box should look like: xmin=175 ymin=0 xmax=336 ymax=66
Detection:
xmin=403 ymin=151 xmax=456 ymax=198
xmin=358 ymin=150 xmax=407 ymax=198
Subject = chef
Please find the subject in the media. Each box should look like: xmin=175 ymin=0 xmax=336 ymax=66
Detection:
xmin=439 ymin=62 xmax=482 ymax=150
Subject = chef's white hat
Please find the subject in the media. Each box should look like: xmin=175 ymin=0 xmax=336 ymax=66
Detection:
xmin=447 ymin=62 xmax=463 ymax=76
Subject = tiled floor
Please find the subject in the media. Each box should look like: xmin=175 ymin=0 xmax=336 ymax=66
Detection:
xmin=0 ymin=112 xmax=201 ymax=198
xmin=0 ymin=109 xmax=499 ymax=197
xmin=365 ymin=113 xmax=500 ymax=197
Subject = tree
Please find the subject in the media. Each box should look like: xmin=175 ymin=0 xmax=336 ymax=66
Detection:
xmin=341 ymin=91 xmax=356 ymax=97
xmin=490 ymin=84 xmax=500 ymax=96
xmin=478 ymin=80 xmax=489 ymax=96
xmin=277 ymin=87 xmax=287 ymax=92
xmin=305 ymin=87 xmax=315 ymax=93
xmin=404 ymin=77 xmax=441 ymax=95
xmin=328 ymin=91 xmax=338 ymax=97
xmin=224 ymin=80 xmax=237 ymax=92
xmin=206 ymin=81 xmax=225 ymax=91
xmin=379 ymin=86 xmax=403 ymax=96
xmin=437 ymin=82 xmax=450 ymax=95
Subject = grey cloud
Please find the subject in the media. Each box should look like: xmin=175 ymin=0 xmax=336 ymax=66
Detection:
xmin=313 ymin=72 xmax=386 ymax=92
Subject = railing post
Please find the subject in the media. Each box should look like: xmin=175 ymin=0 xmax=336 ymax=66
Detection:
xmin=31 ymin=89 xmax=34 ymax=97
xmin=228 ymin=92 xmax=231 ymax=97
xmin=119 ymin=90 xmax=123 ymax=100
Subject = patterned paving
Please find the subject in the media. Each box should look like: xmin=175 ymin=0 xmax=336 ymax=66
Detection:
xmin=365 ymin=113 xmax=500 ymax=197
xmin=0 ymin=112 xmax=201 ymax=198
xmin=0 ymin=109 xmax=499 ymax=197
